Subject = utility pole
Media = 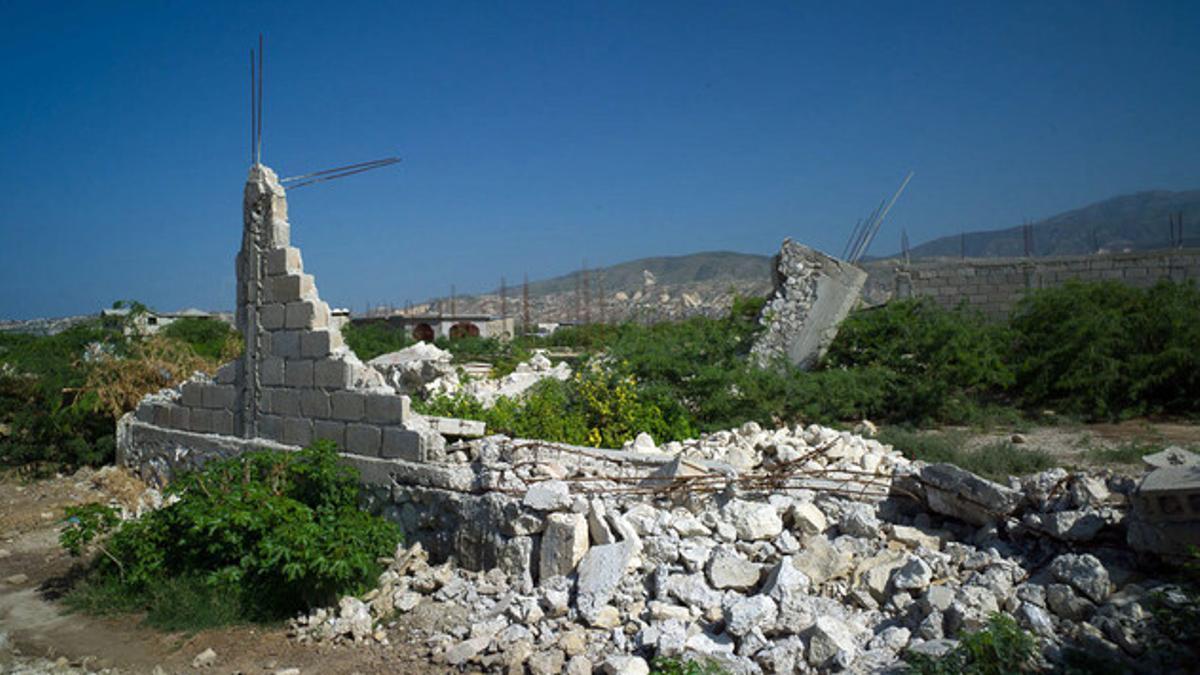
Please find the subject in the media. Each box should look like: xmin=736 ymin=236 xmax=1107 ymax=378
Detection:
xmin=582 ymin=260 xmax=591 ymax=325
xmin=574 ymin=266 xmax=581 ymax=325
xmin=500 ymin=276 xmax=508 ymax=321
xmin=522 ymin=274 xmax=531 ymax=337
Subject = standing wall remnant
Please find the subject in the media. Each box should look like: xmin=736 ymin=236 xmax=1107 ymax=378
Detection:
xmin=120 ymin=165 xmax=442 ymax=479
xmin=751 ymin=239 xmax=868 ymax=369
xmin=860 ymin=247 xmax=1200 ymax=319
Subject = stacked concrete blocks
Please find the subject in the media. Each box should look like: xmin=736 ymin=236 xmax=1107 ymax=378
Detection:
xmin=132 ymin=164 xmax=436 ymax=462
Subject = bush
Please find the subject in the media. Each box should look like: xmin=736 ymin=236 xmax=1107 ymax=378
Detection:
xmin=0 ymin=322 xmax=122 ymax=472
xmin=60 ymin=441 xmax=402 ymax=627
xmin=904 ymin=613 xmax=1036 ymax=674
xmin=159 ymin=317 xmax=241 ymax=362
xmin=342 ymin=321 xmax=413 ymax=362
xmin=1010 ymin=280 xmax=1200 ymax=420
xmin=823 ymin=299 xmax=1013 ymax=424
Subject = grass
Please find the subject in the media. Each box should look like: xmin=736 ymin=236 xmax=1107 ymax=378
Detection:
xmin=879 ymin=427 xmax=1056 ymax=481
xmin=1084 ymin=441 xmax=1200 ymax=466
xmin=65 ymin=574 xmax=247 ymax=632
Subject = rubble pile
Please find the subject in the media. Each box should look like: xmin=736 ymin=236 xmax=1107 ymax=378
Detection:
xmin=290 ymin=423 xmax=1189 ymax=673
xmin=370 ymin=346 xmax=571 ymax=407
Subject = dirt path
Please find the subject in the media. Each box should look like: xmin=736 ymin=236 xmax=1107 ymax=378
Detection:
xmin=0 ymin=469 xmax=439 ymax=675
xmin=934 ymin=419 xmax=1200 ymax=474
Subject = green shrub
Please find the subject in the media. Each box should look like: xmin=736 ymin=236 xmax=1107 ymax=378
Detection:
xmin=649 ymin=656 xmax=727 ymax=675
xmin=0 ymin=322 xmax=122 ymax=472
xmin=904 ymin=613 xmax=1036 ymax=674
xmin=159 ymin=317 xmax=240 ymax=361
xmin=1010 ymin=280 xmax=1200 ymax=420
xmin=342 ymin=321 xmax=413 ymax=362
xmin=61 ymin=441 xmax=402 ymax=627
xmin=823 ymin=299 xmax=1013 ymax=424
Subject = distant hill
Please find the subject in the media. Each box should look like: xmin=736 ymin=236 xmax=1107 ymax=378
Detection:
xmin=900 ymin=189 xmax=1200 ymax=259
xmin=513 ymin=251 xmax=773 ymax=297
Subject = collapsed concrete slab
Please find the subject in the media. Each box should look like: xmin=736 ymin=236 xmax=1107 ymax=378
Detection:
xmin=751 ymin=239 xmax=868 ymax=369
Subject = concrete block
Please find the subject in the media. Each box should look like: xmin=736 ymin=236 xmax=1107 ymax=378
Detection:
xmin=313 ymin=419 xmax=346 ymax=448
xmin=381 ymin=427 xmax=423 ymax=461
xmin=203 ymin=384 xmax=236 ymax=410
xmin=151 ymin=403 xmax=172 ymax=427
xmin=261 ymin=357 xmax=285 ymax=386
xmin=214 ymin=361 xmax=239 ymax=385
xmin=365 ymin=393 xmax=409 ymax=424
xmin=286 ymin=300 xmax=329 ymax=330
xmin=135 ymin=402 xmax=155 ymax=423
xmin=330 ymin=391 xmax=365 ymax=421
xmin=285 ymin=359 xmax=314 ymax=388
xmin=260 ymin=303 xmax=286 ymax=330
xmin=268 ymin=274 xmax=314 ymax=304
xmin=181 ymin=381 xmax=205 ymax=408
xmin=300 ymin=389 xmax=331 ymax=417
xmin=189 ymin=407 xmax=213 ymax=434
xmin=168 ymin=405 xmax=190 ymax=430
xmin=282 ymin=417 xmax=312 ymax=446
xmin=426 ymin=416 xmax=486 ymax=437
xmin=267 ymin=388 xmax=300 ymax=417
xmin=301 ymin=328 xmax=342 ymax=358
xmin=345 ymin=423 xmax=382 ymax=457
xmin=313 ymin=358 xmax=352 ymax=389
xmin=268 ymin=218 xmax=290 ymax=248
xmin=267 ymin=246 xmax=303 ymax=276
xmin=269 ymin=330 xmax=302 ymax=359
xmin=259 ymin=414 xmax=283 ymax=441
xmin=212 ymin=409 xmax=235 ymax=435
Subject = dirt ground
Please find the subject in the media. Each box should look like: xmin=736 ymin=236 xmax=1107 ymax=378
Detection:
xmin=0 ymin=468 xmax=444 ymax=675
xmin=955 ymin=419 xmax=1200 ymax=473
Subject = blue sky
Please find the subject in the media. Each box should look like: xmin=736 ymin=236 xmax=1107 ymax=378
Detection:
xmin=2 ymin=1 xmax=1198 ymax=319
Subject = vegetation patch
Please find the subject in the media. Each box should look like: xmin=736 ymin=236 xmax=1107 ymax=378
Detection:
xmin=60 ymin=441 xmax=401 ymax=630
xmin=904 ymin=613 xmax=1037 ymax=674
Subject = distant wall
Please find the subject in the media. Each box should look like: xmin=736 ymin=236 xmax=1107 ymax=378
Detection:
xmin=862 ymin=247 xmax=1200 ymax=319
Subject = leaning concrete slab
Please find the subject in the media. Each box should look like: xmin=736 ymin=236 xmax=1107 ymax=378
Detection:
xmin=751 ymin=239 xmax=868 ymax=369
xmin=1126 ymin=464 xmax=1200 ymax=557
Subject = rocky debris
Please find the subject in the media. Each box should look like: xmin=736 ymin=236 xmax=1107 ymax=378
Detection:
xmin=286 ymin=422 xmax=1186 ymax=674
xmin=368 ymin=342 xmax=455 ymax=397
xmin=372 ymin=345 xmax=572 ymax=407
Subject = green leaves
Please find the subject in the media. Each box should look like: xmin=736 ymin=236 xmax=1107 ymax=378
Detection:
xmin=65 ymin=441 xmax=402 ymax=624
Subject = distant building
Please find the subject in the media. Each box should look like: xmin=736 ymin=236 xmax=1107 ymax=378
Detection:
xmin=100 ymin=307 xmax=234 ymax=336
xmin=350 ymin=314 xmax=515 ymax=341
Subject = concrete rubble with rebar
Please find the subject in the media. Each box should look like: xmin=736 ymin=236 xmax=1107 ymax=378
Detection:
xmin=751 ymin=240 xmax=868 ymax=370
xmin=117 ymin=166 xmax=1197 ymax=673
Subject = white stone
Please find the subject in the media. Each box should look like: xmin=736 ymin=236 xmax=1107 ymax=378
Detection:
xmin=524 ymin=480 xmax=572 ymax=511
xmin=706 ymin=547 xmax=761 ymax=590
xmin=539 ymin=513 xmax=589 ymax=581
xmin=807 ymin=615 xmax=857 ymax=669
xmin=789 ymin=502 xmax=828 ymax=536
xmin=725 ymin=595 xmax=778 ymax=637
xmin=892 ymin=557 xmax=933 ymax=592
xmin=724 ymin=499 xmax=784 ymax=541
xmin=601 ymin=655 xmax=649 ymax=675
xmin=1050 ymin=553 xmax=1110 ymax=603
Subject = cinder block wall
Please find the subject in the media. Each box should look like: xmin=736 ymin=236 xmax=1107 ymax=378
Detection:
xmin=862 ymin=248 xmax=1200 ymax=319
xmin=132 ymin=165 xmax=433 ymax=461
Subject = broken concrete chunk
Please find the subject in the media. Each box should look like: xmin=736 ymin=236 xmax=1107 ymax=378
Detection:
xmin=539 ymin=513 xmax=589 ymax=581
xmin=751 ymin=239 xmax=868 ymax=369
xmin=524 ymin=480 xmax=572 ymax=511
xmin=920 ymin=462 xmax=1023 ymax=526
